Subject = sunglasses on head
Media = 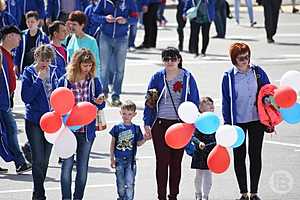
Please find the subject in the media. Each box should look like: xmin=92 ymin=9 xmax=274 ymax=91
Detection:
xmin=162 ymin=57 xmax=178 ymax=62
xmin=236 ymin=55 xmax=250 ymax=62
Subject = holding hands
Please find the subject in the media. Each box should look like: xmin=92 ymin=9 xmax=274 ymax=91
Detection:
xmin=106 ymin=15 xmax=127 ymax=24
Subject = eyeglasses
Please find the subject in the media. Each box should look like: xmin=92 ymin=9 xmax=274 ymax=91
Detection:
xmin=236 ymin=55 xmax=250 ymax=62
xmin=162 ymin=57 xmax=178 ymax=62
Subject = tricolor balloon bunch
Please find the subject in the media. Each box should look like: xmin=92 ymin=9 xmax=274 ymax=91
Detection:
xmin=275 ymin=70 xmax=300 ymax=124
xmin=40 ymin=87 xmax=97 ymax=158
xmin=165 ymin=102 xmax=245 ymax=174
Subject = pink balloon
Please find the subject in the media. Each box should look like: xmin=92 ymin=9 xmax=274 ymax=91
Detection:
xmin=66 ymin=102 xmax=97 ymax=126
xmin=50 ymin=87 xmax=75 ymax=115
xmin=165 ymin=123 xmax=195 ymax=149
xmin=40 ymin=112 xmax=62 ymax=133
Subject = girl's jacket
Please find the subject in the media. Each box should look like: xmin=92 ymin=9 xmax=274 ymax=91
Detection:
xmin=143 ymin=68 xmax=200 ymax=127
xmin=21 ymin=64 xmax=64 ymax=125
xmin=57 ymin=75 xmax=105 ymax=141
xmin=221 ymin=64 xmax=270 ymax=125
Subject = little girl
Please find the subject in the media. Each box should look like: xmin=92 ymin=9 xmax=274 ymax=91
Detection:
xmin=191 ymin=97 xmax=216 ymax=200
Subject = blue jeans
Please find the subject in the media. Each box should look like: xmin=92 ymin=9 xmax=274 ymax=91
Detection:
xmin=234 ymin=0 xmax=254 ymax=23
xmin=61 ymin=133 xmax=94 ymax=200
xmin=128 ymin=24 xmax=137 ymax=48
xmin=115 ymin=158 xmax=137 ymax=200
xmin=0 ymin=109 xmax=26 ymax=167
xmin=214 ymin=0 xmax=227 ymax=38
xmin=99 ymin=34 xmax=128 ymax=100
xmin=25 ymin=120 xmax=52 ymax=200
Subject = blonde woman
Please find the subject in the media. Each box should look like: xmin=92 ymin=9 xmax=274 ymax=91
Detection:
xmin=57 ymin=48 xmax=105 ymax=200
xmin=21 ymin=44 xmax=63 ymax=200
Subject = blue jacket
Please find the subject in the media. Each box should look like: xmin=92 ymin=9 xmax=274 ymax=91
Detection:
xmin=0 ymin=11 xmax=18 ymax=28
xmin=184 ymin=0 xmax=216 ymax=22
xmin=21 ymin=64 xmax=64 ymax=125
xmin=93 ymin=0 xmax=138 ymax=38
xmin=84 ymin=2 xmax=102 ymax=36
xmin=0 ymin=55 xmax=11 ymax=111
xmin=14 ymin=29 xmax=49 ymax=76
xmin=5 ymin=0 xmax=23 ymax=26
xmin=143 ymin=68 xmax=200 ymax=127
xmin=51 ymin=44 xmax=67 ymax=75
xmin=57 ymin=76 xmax=106 ymax=141
xmin=20 ymin=0 xmax=45 ymax=19
xmin=46 ymin=0 xmax=89 ymax=19
xmin=221 ymin=64 xmax=270 ymax=125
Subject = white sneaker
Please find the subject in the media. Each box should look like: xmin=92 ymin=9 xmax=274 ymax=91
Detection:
xmin=128 ymin=47 xmax=136 ymax=52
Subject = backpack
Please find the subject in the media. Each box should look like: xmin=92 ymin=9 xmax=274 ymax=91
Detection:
xmin=0 ymin=118 xmax=14 ymax=162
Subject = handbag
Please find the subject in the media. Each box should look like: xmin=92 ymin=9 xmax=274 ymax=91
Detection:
xmin=186 ymin=0 xmax=201 ymax=20
xmin=195 ymin=0 xmax=209 ymax=24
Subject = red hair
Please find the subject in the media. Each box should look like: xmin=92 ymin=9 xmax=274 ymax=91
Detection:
xmin=229 ymin=42 xmax=251 ymax=65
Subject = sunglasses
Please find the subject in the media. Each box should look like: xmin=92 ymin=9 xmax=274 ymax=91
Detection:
xmin=236 ymin=55 xmax=250 ymax=62
xmin=162 ymin=57 xmax=178 ymax=62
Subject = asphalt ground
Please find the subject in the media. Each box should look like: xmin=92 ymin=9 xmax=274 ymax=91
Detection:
xmin=0 ymin=6 xmax=300 ymax=200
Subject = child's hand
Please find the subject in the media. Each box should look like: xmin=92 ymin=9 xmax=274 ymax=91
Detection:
xmin=199 ymin=142 xmax=205 ymax=150
xmin=110 ymin=158 xmax=116 ymax=168
xmin=144 ymin=126 xmax=152 ymax=140
xmin=144 ymin=134 xmax=151 ymax=141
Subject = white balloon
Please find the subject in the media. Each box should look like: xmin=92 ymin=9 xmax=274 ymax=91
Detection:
xmin=280 ymin=70 xmax=300 ymax=93
xmin=54 ymin=127 xmax=77 ymax=159
xmin=44 ymin=125 xmax=64 ymax=144
xmin=178 ymin=101 xmax=199 ymax=124
xmin=216 ymin=125 xmax=238 ymax=147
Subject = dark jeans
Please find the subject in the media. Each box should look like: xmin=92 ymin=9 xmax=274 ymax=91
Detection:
xmin=233 ymin=121 xmax=265 ymax=194
xmin=0 ymin=109 xmax=26 ymax=168
xmin=152 ymin=118 xmax=184 ymax=200
xmin=189 ymin=21 xmax=211 ymax=55
xmin=176 ymin=9 xmax=186 ymax=50
xmin=214 ymin=0 xmax=227 ymax=38
xmin=128 ymin=23 xmax=137 ymax=48
xmin=262 ymin=0 xmax=282 ymax=39
xmin=61 ymin=133 xmax=94 ymax=200
xmin=25 ymin=120 xmax=52 ymax=200
xmin=142 ymin=3 xmax=160 ymax=48
xmin=115 ymin=158 xmax=137 ymax=200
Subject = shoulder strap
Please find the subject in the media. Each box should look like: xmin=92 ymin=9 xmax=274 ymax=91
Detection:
xmin=164 ymin=76 xmax=180 ymax=118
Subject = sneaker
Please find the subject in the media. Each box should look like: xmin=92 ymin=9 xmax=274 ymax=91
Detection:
xmin=111 ymin=99 xmax=122 ymax=107
xmin=21 ymin=142 xmax=32 ymax=164
xmin=292 ymin=8 xmax=299 ymax=13
xmin=250 ymin=195 xmax=261 ymax=200
xmin=267 ymin=38 xmax=275 ymax=43
xmin=0 ymin=166 xmax=8 ymax=174
xmin=128 ymin=47 xmax=136 ymax=52
xmin=16 ymin=163 xmax=32 ymax=175
xmin=237 ymin=195 xmax=249 ymax=200
xmin=250 ymin=21 xmax=257 ymax=27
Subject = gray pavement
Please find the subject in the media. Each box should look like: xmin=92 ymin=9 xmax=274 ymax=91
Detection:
xmin=1 ymin=7 xmax=300 ymax=200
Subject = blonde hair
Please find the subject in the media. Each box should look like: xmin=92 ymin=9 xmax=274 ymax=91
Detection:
xmin=66 ymin=48 xmax=96 ymax=83
xmin=0 ymin=0 xmax=6 ymax=12
xmin=34 ymin=45 xmax=55 ymax=62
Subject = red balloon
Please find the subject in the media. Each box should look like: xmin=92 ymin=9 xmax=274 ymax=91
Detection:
xmin=274 ymin=86 xmax=297 ymax=108
xmin=165 ymin=123 xmax=195 ymax=149
xmin=66 ymin=102 xmax=97 ymax=126
xmin=50 ymin=87 xmax=75 ymax=115
xmin=207 ymin=145 xmax=230 ymax=174
xmin=40 ymin=112 xmax=62 ymax=133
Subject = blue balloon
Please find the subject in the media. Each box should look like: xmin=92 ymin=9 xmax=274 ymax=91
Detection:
xmin=231 ymin=126 xmax=245 ymax=148
xmin=280 ymin=103 xmax=300 ymax=124
xmin=68 ymin=125 xmax=82 ymax=131
xmin=194 ymin=112 xmax=220 ymax=134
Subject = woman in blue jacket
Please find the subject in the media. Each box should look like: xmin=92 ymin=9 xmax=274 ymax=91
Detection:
xmin=21 ymin=45 xmax=64 ymax=200
xmin=57 ymin=48 xmax=105 ymax=200
xmin=221 ymin=42 xmax=270 ymax=200
xmin=143 ymin=47 xmax=200 ymax=200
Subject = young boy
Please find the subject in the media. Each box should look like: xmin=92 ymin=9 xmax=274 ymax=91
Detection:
xmin=109 ymin=100 xmax=149 ymax=200
xmin=191 ymin=97 xmax=216 ymax=200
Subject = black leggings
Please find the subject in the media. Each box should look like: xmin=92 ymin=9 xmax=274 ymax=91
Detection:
xmin=234 ymin=121 xmax=265 ymax=194
xmin=188 ymin=21 xmax=211 ymax=55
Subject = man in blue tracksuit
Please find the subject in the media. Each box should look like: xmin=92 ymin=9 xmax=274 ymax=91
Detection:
xmin=93 ymin=0 xmax=138 ymax=106
xmin=0 ymin=6 xmax=18 ymax=28
xmin=46 ymin=0 xmax=89 ymax=23
xmin=84 ymin=0 xmax=101 ymax=37
xmin=5 ymin=0 xmax=23 ymax=27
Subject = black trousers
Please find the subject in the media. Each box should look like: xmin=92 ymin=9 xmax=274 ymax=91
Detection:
xmin=233 ymin=121 xmax=265 ymax=194
xmin=142 ymin=3 xmax=160 ymax=48
xmin=262 ymin=0 xmax=282 ymax=39
xmin=189 ymin=21 xmax=211 ymax=55
xmin=152 ymin=118 xmax=184 ymax=200
xmin=176 ymin=9 xmax=186 ymax=49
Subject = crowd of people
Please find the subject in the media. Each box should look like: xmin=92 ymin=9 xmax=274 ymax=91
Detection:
xmin=0 ymin=0 xmax=297 ymax=199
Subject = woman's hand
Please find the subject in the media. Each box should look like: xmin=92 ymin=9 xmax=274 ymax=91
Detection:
xmin=115 ymin=16 xmax=127 ymax=24
xmin=38 ymin=68 xmax=48 ymax=80
xmin=106 ymin=15 xmax=115 ymax=23
xmin=144 ymin=125 xmax=152 ymax=140
xmin=94 ymin=94 xmax=104 ymax=105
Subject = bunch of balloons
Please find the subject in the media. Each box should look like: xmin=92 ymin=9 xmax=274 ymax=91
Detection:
xmin=277 ymin=71 xmax=300 ymax=124
xmin=40 ymin=87 xmax=97 ymax=158
xmin=165 ymin=101 xmax=245 ymax=174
